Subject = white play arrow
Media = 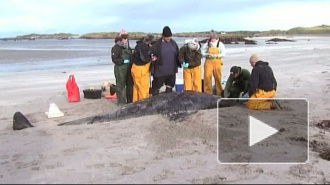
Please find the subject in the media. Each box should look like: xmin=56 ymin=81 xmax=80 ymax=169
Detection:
xmin=249 ymin=116 xmax=278 ymax=147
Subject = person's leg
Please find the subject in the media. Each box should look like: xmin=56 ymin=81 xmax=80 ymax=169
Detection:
xmin=140 ymin=63 xmax=150 ymax=100
xmin=246 ymin=89 xmax=276 ymax=110
xmin=213 ymin=60 xmax=222 ymax=96
xmin=204 ymin=60 xmax=213 ymax=94
xmin=152 ymin=76 xmax=164 ymax=96
xmin=114 ymin=65 xmax=128 ymax=105
xmin=131 ymin=63 xmax=141 ymax=102
xmin=165 ymin=74 xmax=176 ymax=93
xmin=192 ymin=65 xmax=202 ymax=92
xmin=183 ymin=68 xmax=192 ymax=91
xmin=126 ymin=63 xmax=134 ymax=104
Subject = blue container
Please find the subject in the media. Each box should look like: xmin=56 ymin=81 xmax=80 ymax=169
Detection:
xmin=175 ymin=84 xmax=184 ymax=92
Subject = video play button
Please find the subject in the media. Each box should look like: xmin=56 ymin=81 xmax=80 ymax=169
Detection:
xmin=249 ymin=116 xmax=278 ymax=147
xmin=217 ymin=98 xmax=309 ymax=164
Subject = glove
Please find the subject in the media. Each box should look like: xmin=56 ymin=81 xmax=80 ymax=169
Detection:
xmin=242 ymin=93 xmax=249 ymax=98
xmin=212 ymin=54 xmax=217 ymax=59
xmin=123 ymin=59 xmax=130 ymax=64
xmin=182 ymin=62 xmax=189 ymax=68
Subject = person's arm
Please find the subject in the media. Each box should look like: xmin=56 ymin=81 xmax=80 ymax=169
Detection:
xmin=111 ymin=46 xmax=123 ymax=65
xmin=249 ymin=68 xmax=259 ymax=97
xmin=223 ymin=75 xmax=234 ymax=98
xmin=201 ymin=43 xmax=209 ymax=58
xmin=178 ymin=46 xmax=186 ymax=63
xmin=218 ymin=42 xmax=226 ymax=58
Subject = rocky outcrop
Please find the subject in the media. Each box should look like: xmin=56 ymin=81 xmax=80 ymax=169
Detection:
xmin=266 ymin=38 xmax=296 ymax=42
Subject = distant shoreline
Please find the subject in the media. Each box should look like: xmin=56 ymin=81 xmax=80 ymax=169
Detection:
xmin=1 ymin=24 xmax=329 ymax=41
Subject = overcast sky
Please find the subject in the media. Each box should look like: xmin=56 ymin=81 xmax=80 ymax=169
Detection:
xmin=0 ymin=0 xmax=329 ymax=37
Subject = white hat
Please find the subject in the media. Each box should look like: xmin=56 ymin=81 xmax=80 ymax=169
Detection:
xmin=45 ymin=103 xmax=64 ymax=118
xmin=184 ymin=39 xmax=192 ymax=44
xmin=187 ymin=38 xmax=200 ymax=50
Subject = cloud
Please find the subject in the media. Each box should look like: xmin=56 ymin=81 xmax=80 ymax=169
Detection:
xmin=0 ymin=0 xmax=329 ymax=37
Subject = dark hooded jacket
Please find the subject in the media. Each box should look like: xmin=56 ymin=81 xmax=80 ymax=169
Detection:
xmin=249 ymin=61 xmax=277 ymax=96
xmin=132 ymin=38 xmax=152 ymax=66
xmin=111 ymin=37 xmax=132 ymax=65
xmin=224 ymin=67 xmax=251 ymax=98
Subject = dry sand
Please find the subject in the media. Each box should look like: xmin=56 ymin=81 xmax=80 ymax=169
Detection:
xmin=1 ymin=39 xmax=330 ymax=183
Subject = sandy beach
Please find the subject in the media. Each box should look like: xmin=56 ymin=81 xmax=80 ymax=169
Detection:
xmin=1 ymin=36 xmax=330 ymax=183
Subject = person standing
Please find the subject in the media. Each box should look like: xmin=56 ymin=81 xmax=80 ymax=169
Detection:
xmin=201 ymin=30 xmax=226 ymax=96
xmin=131 ymin=34 xmax=154 ymax=102
xmin=246 ymin=54 xmax=280 ymax=110
xmin=111 ymin=29 xmax=133 ymax=106
xmin=150 ymin=26 xmax=180 ymax=96
xmin=178 ymin=38 xmax=202 ymax=92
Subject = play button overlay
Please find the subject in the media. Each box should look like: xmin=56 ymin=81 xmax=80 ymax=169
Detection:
xmin=217 ymin=98 xmax=309 ymax=164
xmin=249 ymin=116 xmax=278 ymax=147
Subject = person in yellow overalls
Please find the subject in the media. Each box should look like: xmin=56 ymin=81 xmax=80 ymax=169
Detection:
xmin=131 ymin=34 xmax=154 ymax=102
xmin=178 ymin=38 xmax=202 ymax=92
xmin=246 ymin=54 xmax=281 ymax=110
xmin=201 ymin=30 xmax=226 ymax=95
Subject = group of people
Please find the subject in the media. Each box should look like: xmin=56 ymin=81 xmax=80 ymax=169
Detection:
xmin=111 ymin=26 xmax=279 ymax=110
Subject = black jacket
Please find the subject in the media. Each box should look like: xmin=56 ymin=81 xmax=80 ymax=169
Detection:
xmin=132 ymin=41 xmax=152 ymax=66
xmin=150 ymin=38 xmax=181 ymax=67
xmin=111 ymin=42 xmax=132 ymax=66
xmin=249 ymin=61 xmax=277 ymax=96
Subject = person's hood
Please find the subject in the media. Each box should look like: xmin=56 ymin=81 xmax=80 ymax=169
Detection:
xmin=255 ymin=60 xmax=269 ymax=66
xmin=116 ymin=40 xmax=129 ymax=49
xmin=237 ymin=66 xmax=242 ymax=75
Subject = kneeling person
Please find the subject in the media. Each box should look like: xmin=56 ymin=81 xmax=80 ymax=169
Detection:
xmin=223 ymin=66 xmax=251 ymax=98
xmin=178 ymin=38 xmax=202 ymax=92
xmin=246 ymin=54 xmax=279 ymax=110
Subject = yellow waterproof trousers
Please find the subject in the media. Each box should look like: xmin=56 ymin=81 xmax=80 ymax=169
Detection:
xmin=204 ymin=47 xmax=222 ymax=95
xmin=184 ymin=65 xmax=202 ymax=92
xmin=131 ymin=63 xmax=150 ymax=102
xmin=246 ymin=89 xmax=276 ymax=110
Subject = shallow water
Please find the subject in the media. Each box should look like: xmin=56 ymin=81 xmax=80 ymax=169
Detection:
xmin=0 ymin=36 xmax=329 ymax=74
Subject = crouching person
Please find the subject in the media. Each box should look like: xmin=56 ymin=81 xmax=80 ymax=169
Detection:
xmin=223 ymin=66 xmax=251 ymax=98
xmin=131 ymin=34 xmax=154 ymax=102
xmin=246 ymin=54 xmax=279 ymax=110
xmin=178 ymin=38 xmax=202 ymax=92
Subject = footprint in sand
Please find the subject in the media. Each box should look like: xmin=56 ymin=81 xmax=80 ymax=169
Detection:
xmin=153 ymin=170 xmax=175 ymax=182
xmin=31 ymin=167 xmax=40 ymax=171
xmin=86 ymin=163 xmax=106 ymax=169
xmin=289 ymin=162 xmax=326 ymax=183
xmin=37 ymin=130 xmax=52 ymax=137
xmin=45 ymin=162 xmax=64 ymax=170
xmin=180 ymin=159 xmax=207 ymax=170
xmin=15 ymin=160 xmax=39 ymax=170
xmin=190 ymin=175 xmax=227 ymax=184
xmin=109 ymin=162 xmax=123 ymax=168
xmin=0 ymin=117 xmax=8 ymax=121
xmin=61 ymin=147 xmax=88 ymax=156
xmin=121 ymin=166 xmax=146 ymax=176
xmin=11 ymin=154 xmax=24 ymax=162
xmin=0 ymin=155 xmax=10 ymax=160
